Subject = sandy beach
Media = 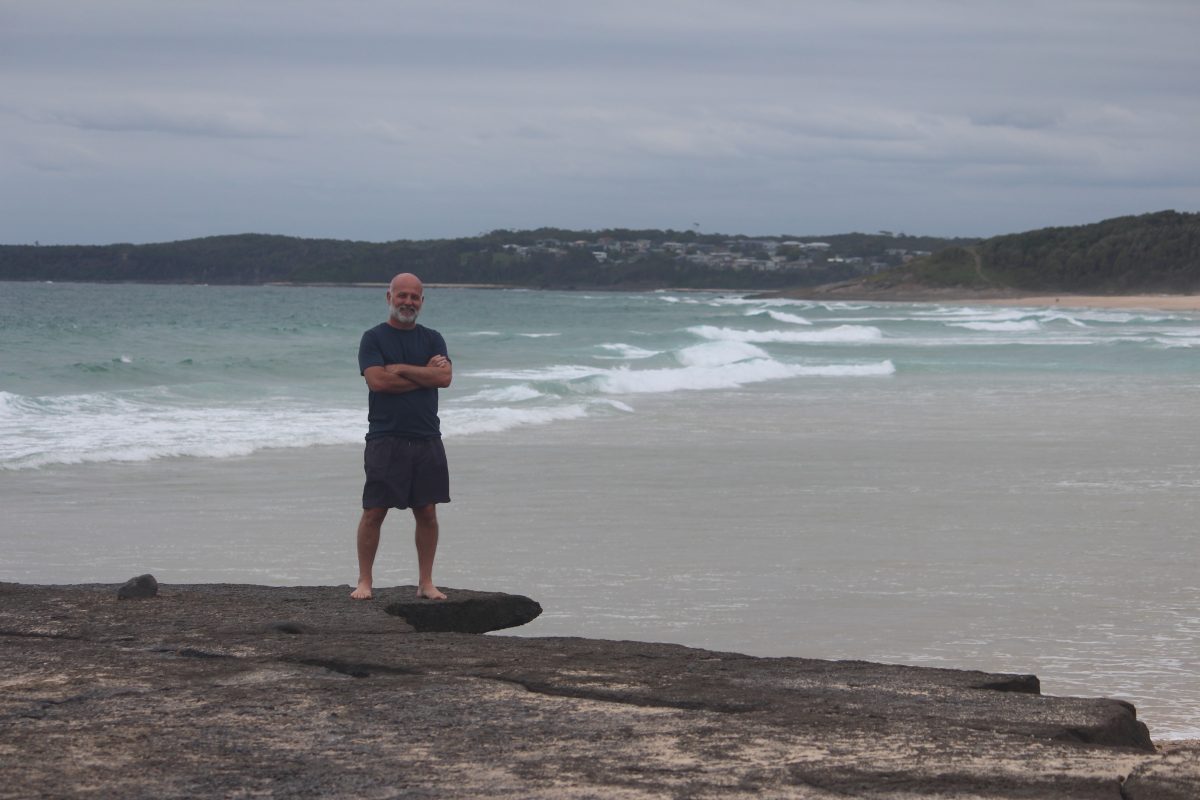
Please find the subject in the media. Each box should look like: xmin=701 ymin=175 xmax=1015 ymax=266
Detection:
xmin=977 ymin=294 xmax=1200 ymax=311
xmin=770 ymin=285 xmax=1200 ymax=311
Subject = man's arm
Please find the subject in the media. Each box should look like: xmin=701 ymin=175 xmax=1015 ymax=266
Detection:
xmin=364 ymin=355 xmax=452 ymax=393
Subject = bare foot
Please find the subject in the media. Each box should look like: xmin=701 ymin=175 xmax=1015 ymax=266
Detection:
xmin=350 ymin=580 xmax=374 ymax=600
xmin=416 ymin=584 xmax=446 ymax=600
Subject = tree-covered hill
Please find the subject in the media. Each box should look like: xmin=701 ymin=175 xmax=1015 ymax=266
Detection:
xmin=889 ymin=211 xmax=1200 ymax=293
xmin=0 ymin=229 xmax=971 ymax=290
xmin=5 ymin=213 xmax=1195 ymax=292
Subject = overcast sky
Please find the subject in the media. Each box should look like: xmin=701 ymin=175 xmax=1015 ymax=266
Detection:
xmin=3 ymin=1 xmax=1198 ymax=244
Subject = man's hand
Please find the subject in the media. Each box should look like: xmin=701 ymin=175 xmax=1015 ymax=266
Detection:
xmin=419 ymin=354 xmax=452 ymax=387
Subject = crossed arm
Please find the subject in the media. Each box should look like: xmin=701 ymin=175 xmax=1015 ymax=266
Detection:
xmin=363 ymin=355 xmax=452 ymax=394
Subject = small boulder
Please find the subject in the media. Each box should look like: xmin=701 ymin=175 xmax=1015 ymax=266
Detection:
xmin=385 ymin=588 xmax=541 ymax=633
xmin=117 ymin=574 xmax=158 ymax=600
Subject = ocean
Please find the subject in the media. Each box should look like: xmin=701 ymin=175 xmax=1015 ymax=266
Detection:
xmin=2 ymin=281 xmax=1197 ymax=739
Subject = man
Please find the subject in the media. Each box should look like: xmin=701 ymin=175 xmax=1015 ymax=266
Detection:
xmin=352 ymin=272 xmax=452 ymax=601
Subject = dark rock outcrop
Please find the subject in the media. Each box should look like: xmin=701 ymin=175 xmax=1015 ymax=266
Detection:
xmin=0 ymin=581 xmax=1194 ymax=799
xmin=385 ymin=587 xmax=542 ymax=632
xmin=116 ymin=573 xmax=158 ymax=599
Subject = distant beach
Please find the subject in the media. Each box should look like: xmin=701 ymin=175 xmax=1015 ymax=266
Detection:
xmin=766 ymin=286 xmax=1200 ymax=311
xmin=979 ymin=294 xmax=1200 ymax=312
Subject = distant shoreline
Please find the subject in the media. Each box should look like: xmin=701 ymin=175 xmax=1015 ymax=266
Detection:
xmin=13 ymin=279 xmax=1200 ymax=310
xmin=271 ymin=281 xmax=1200 ymax=308
xmin=971 ymin=294 xmax=1200 ymax=311
xmin=762 ymin=285 xmax=1200 ymax=311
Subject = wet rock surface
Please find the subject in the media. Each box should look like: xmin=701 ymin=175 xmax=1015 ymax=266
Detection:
xmin=2 ymin=581 xmax=1196 ymax=799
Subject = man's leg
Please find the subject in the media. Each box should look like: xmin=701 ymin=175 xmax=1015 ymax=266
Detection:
xmin=412 ymin=504 xmax=446 ymax=600
xmin=352 ymin=507 xmax=388 ymax=600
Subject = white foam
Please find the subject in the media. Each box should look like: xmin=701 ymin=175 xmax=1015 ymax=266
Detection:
xmin=746 ymin=309 xmax=812 ymax=325
xmin=818 ymin=302 xmax=871 ymax=311
xmin=517 ymin=332 xmax=561 ymax=338
xmin=1068 ymin=310 xmax=1172 ymax=324
xmin=470 ymin=364 xmax=603 ymax=382
xmin=947 ymin=320 xmax=1042 ymax=332
xmin=465 ymin=350 xmax=892 ymax=401
xmin=1155 ymin=333 xmax=1200 ymax=348
xmin=597 ymin=343 xmax=661 ymax=360
xmin=676 ymin=341 xmax=770 ymax=367
xmin=0 ymin=390 xmax=364 ymax=470
xmin=689 ymin=324 xmax=884 ymax=344
xmin=593 ymin=358 xmax=894 ymax=394
xmin=442 ymin=403 xmax=590 ymax=435
xmin=708 ymin=296 xmax=814 ymax=308
xmin=596 ymin=399 xmax=635 ymax=413
xmin=795 ymin=361 xmax=896 ymax=377
xmin=917 ymin=306 xmax=1178 ymax=329
xmin=460 ymin=385 xmax=544 ymax=403
xmin=1 ymin=382 xmax=642 ymax=468
xmin=594 ymin=362 xmax=786 ymax=394
xmin=1040 ymin=312 xmax=1089 ymax=328
xmin=916 ymin=307 xmax=1031 ymax=322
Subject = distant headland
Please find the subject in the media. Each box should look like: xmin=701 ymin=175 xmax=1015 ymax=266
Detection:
xmin=2 ymin=210 xmax=1198 ymax=295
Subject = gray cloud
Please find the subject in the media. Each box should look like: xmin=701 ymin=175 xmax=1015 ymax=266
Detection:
xmin=1 ymin=0 xmax=1197 ymax=244
xmin=31 ymin=98 xmax=296 ymax=139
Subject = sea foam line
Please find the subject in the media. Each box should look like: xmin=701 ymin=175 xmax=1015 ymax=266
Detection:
xmin=947 ymin=320 xmax=1042 ymax=332
xmin=0 ymin=387 xmax=629 ymax=469
xmin=596 ymin=343 xmax=661 ymax=360
xmin=468 ymin=354 xmax=895 ymax=397
xmin=746 ymin=309 xmax=812 ymax=325
xmin=689 ymin=324 xmax=883 ymax=343
xmin=0 ymin=392 xmax=365 ymax=470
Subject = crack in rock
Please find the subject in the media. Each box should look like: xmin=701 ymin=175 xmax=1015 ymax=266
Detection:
xmin=293 ymin=657 xmax=423 ymax=679
xmin=482 ymin=674 xmax=762 ymax=714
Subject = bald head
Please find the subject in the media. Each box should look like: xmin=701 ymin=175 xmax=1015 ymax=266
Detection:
xmin=389 ymin=272 xmax=423 ymax=295
xmin=386 ymin=273 xmax=424 ymax=328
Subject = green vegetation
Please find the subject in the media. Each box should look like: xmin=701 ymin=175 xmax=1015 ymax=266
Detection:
xmin=898 ymin=210 xmax=1200 ymax=293
xmin=0 ymin=229 xmax=971 ymax=290
xmin=890 ymin=246 xmax=992 ymax=289
xmin=3 ymin=212 xmax=1195 ymax=293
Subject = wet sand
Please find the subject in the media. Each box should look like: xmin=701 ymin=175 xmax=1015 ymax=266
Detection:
xmin=768 ymin=285 xmax=1200 ymax=311
xmin=976 ymin=294 xmax=1200 ymax=311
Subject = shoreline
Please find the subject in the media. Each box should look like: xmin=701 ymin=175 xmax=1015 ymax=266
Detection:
xmin=238 ymin=283 xmax=1200 ymax=308
xmin=763 ymin=285 xmax=1200 ymax=311
xmin=12 ymin=278 xmax=1200 ymax=309
xmin=971 ymin=293 xmax=1200 ymax=311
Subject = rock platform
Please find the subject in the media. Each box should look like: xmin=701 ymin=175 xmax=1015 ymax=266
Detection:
xmin=1 ymin=581 xmax=1196 ymax=798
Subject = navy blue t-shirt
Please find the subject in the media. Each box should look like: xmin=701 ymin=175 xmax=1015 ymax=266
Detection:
xmin=357 ymin=322 xmax=449 ymax=440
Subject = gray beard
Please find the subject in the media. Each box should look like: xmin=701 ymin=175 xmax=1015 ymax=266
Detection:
xmin=389 ymin=306 xmax=419 ymax=325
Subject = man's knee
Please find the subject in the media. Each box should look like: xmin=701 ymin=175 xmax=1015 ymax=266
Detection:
xmin=411 ymin=504 xmax=438 ymax=525
xmin=361 ymin=507 xmax=389 ymax=526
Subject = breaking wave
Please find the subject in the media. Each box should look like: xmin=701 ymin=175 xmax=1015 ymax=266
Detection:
xmin=689 ymin=324 xmax=883 ymax=343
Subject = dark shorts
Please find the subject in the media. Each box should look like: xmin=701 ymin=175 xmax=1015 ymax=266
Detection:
xmin=362 ymin=436 xmax=451 ymax=510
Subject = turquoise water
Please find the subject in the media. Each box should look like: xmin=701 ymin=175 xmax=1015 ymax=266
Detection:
xmin=3 ymin=281 xmax=1196 ymax=469
xmin=2 ymin=281 xmax=1198 ymax=738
